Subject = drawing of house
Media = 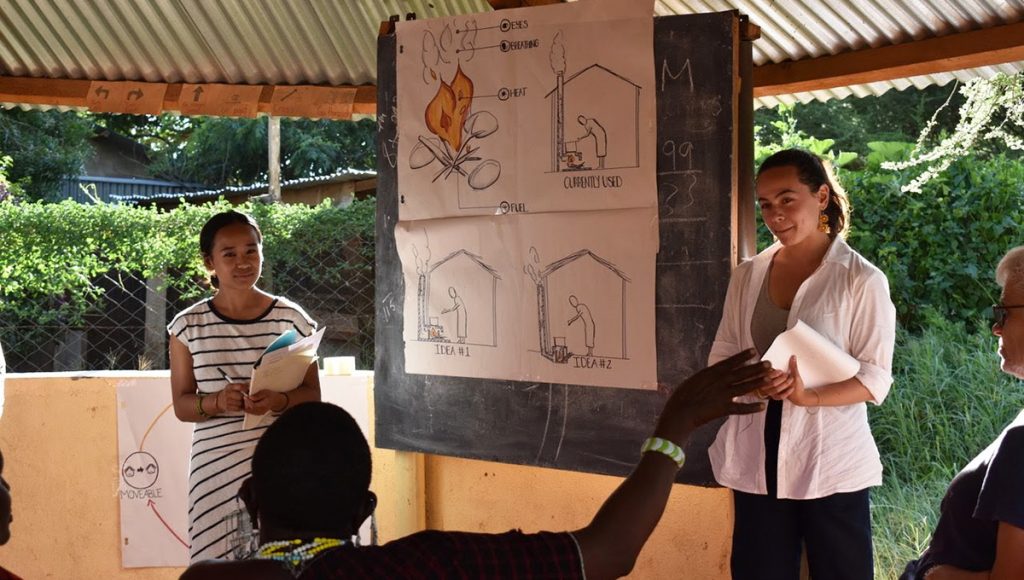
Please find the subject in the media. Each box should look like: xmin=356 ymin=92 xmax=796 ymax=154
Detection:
xmin=545 ymin=64 xmax=641 ymax=173
xmin=532 ymin=249 xmax=630 ymax=362
xmin=417 ymin=249 xmax=501 ymax=346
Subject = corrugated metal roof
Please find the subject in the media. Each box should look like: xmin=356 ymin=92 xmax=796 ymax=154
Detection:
xmin=652 ymin=0 xmax=1024 ymax=107
xmin=0 ymin=0 xmax=1021 ymax=107
xmin=0 ymin=0 xmax=491 ymax=86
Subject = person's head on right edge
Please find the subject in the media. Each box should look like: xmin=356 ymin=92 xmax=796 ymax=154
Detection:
xmin=756 ymin=148 xmax=850 ymax=244
xmin=994 ymin=246 xmax=1024 ymax=379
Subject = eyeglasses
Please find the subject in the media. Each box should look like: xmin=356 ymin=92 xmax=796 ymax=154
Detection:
xmin=991 ymin=304 xmax=1024 ymax=326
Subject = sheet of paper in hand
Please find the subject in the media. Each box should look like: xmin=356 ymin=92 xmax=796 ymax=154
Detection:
xmin=761 ymin=320 xmax=860 ymax=389
xmin=243 ymin=327 xmax=326 ymax=429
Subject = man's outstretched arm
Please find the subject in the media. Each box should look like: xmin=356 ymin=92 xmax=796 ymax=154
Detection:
xmin=573 ymin=350 xmax=770 ymax=580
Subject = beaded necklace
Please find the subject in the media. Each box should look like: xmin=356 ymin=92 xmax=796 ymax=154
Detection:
xmin=253 ymin=537 xmax=348 ymax=577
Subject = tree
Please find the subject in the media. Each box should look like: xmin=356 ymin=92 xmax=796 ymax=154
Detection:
xmin=147 ymin=117 xmax=267 ymax=186
xmin=755 ymin=83 xmax=965 ymax=160
xmin=127 ymin=115 xmax=378 ymax=187
xmin=0 ymin=109 xmax=93 ymax=201
xmin=282 ymin=118 xmax=376 ymax=178
xmin=881 ymin=72 xmax=1024 ymax=192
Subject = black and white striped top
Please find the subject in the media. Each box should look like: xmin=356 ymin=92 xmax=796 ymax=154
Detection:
xmin=168 ymin=296 xmax=317 ymax=562
xmin=168 ymin=295 xmax=318 ymax=450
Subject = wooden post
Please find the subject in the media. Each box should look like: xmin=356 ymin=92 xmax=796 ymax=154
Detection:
xmin=268 ymin=116 xmax=281 ymax=202
xmin=143 ymin=273 xmax=167 ymax=370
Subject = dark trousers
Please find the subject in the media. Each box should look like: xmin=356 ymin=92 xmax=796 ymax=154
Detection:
xmin=730 ymin=488 xmax=874 ymax=580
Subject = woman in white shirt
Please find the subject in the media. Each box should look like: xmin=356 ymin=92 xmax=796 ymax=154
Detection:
xmin=709 ymin=149 xmax=896 ymax=580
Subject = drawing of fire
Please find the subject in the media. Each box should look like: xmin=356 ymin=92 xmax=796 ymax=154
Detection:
xmin=410 ymin=26 xmax=502 ymax=191
xmin=425 ymin=65 xmax=473 ymax=151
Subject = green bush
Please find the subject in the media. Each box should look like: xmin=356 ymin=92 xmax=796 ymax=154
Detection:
xmin=0 ymin=109 xmax=93 ymax=201
xmin=0 ymin=198 xmax=376 ymax=370
xmin=848 ymin=147 xmax=1024 ymax=330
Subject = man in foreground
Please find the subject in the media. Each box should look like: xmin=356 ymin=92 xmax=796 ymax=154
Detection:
xmin=182 ymin=349 xmax=771 ymax=579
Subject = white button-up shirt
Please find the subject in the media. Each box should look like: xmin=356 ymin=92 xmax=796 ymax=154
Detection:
xmin=708 ymin=238 xmax=896 ymax=500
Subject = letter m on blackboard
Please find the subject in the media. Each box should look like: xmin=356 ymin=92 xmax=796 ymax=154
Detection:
xmin=661 ymin=58 xmax=694 ymax=93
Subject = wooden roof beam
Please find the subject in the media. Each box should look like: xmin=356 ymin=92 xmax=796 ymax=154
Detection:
xmin=0 ymin=76 xmax=377 ymax=119
xmin=754 ymin=21 xmax=1024 ymax=98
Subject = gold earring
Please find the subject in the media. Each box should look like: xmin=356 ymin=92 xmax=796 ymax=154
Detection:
xmin=818 ymin=212 xmax=830 ymax=234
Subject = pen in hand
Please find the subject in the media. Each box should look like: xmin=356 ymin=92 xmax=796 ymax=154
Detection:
xmin=218 ymin=368 xmax=252 ymax=403
xmin=217 ymin=367 xmax=233 ymax=384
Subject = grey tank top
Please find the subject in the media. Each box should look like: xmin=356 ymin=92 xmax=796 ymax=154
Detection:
xmin=751 ymin=268 xmax=790 ymax=356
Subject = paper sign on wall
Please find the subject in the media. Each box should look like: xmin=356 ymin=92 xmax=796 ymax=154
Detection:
xmin=395 ymin=0 xmax=657 ymax=220
xmin=86 ymin=81 xmax=166 ymax=115
xmin=116 ymin=379 xmax=192 ymax=568
xmin=179 ymin=84 xmax=262 ymax=117
xmin=397 ymin=207 xmax=659 ymax=389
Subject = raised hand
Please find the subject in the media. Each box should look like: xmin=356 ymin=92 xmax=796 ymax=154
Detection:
xmin=654 ymin=349 xmax=771 ymax=445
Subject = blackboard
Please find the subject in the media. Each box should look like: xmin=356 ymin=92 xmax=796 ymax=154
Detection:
xmin=375 ymin=11 xmax=753 ymax=484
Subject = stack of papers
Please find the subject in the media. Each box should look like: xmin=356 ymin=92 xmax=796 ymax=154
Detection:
xmin=761 ymin=320 xmax=859 ymax=388
xmin=243 ymin=327 xmax=326 ymax=429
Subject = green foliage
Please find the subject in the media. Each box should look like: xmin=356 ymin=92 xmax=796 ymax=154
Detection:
xmin=282 ymin=118 xmax=377 ymax=177
xmin=848 ymin=148 xmax=1024 ymax=330
xmin=148 ymin=117 xmax=268 ymax=185
xmin=141 ymin=115 xmax=377 ymax=186
xmin=874 ymin=315 xmax=1022 ymax=482
xmin=755 ymin=104 xmax=860 ymax=168
xmin=755 ymin=83 xmax=966 ymax=159
xmin=871 ymin=317 xmax=1024 ymax=578
xmin=0 ymin=198 xmax=376 ymax=327
xmin=0 ymin=109 xmax=93 ymax=201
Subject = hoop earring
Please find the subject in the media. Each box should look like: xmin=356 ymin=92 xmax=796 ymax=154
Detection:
xmin=818 ymin=212 xmax=830 ymax=234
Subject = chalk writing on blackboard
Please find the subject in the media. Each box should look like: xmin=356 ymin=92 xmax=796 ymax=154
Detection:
xmin=660 ymin=58 xmax=694 ymax=92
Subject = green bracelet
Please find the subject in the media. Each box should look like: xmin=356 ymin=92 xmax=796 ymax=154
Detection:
xmin=641 ymin=436 xmax=686 ymax=469
xmin=196 ymin=392 xmax=210 ymax=418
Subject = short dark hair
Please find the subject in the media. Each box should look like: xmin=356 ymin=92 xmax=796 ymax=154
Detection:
xmin=198 ymin=210 xmax=263 ymax=288
xmin=251 ymin=402 xmax=372 ymax=531
xmin=757 ymin=148 xmax=850 ymax=238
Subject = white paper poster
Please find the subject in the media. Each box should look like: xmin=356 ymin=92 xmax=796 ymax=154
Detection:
xmin=397 ymin=208 xmax=658 ymax=389
xmin=396 ymin=0 xmax=656 ymax=220
xmin=117 ymin=379 xmax=192 ymax=568
xmin=116 ymin=376 xmax=375 ymax=568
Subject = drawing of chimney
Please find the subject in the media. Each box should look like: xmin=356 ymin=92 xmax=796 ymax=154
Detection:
xmin=417 ymin=272 xmax=428 ymax=340
xmin=413 ymin=245 xmax=430 ymax=340
xmin=550 ymin=32 xmax=566 ymax=172
xmin=537 ymin=283 xmax=551 ymax=358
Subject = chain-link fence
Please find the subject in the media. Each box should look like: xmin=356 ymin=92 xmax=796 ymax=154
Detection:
xmin=0 ymin=241 xmax=376 ymax=374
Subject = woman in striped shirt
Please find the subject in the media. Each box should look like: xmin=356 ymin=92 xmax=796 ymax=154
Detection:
xmin=168 ymin=210 xmax=321 ymax=563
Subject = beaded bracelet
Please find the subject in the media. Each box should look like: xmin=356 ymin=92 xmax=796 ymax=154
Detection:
xmin=196 ymin=392 xmax=210 ymax=418
xmin=641 ymin=436 xmax=686 ymax=469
